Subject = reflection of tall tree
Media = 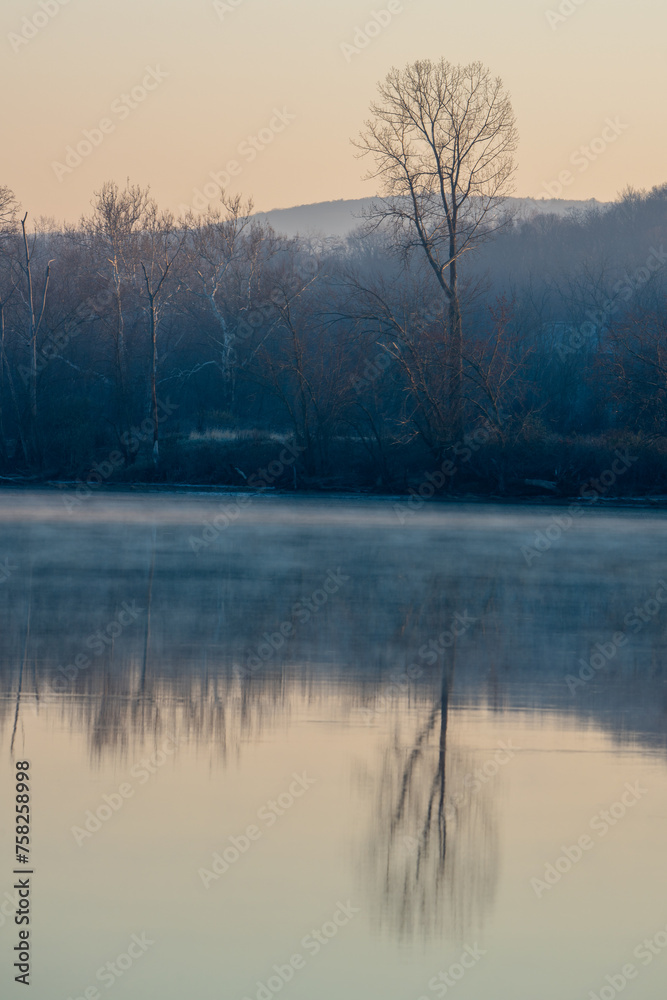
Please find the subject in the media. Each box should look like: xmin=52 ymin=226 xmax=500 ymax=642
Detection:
xmin=362 ymin=612 xmax=500 ymax=942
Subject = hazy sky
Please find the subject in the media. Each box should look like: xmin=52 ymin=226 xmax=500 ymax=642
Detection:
xmin=1 ymin=0 xmax=665 ymax=222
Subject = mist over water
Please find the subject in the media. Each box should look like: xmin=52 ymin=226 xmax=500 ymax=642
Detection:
xmin=1 ymin=492 xmax=666 ymax=999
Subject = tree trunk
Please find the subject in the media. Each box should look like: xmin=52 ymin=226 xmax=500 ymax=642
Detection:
xmin=0 ymin=303 xmax=28 ymax=466
xmin=150 ymin=297 xmax=159 ymax=466
xmin=448 ymin=255 xmax=463 ymax=440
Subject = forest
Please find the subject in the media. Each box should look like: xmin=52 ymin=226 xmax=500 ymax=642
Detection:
xmin=1 ymin=178 xmax=667 ymax=498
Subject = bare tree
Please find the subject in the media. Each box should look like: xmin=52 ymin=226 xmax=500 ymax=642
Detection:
xmin=0 ymin=191 xmax=23 ymax=464
xmin=335 ymin=265 xmax=457 ymax=460
xmin=19 ymin=213 xmax=54 ymax=457
xmin=355 ymin=59 xmax=518 ymax=435
xmin=606 ymin=306 xmax=667 ymax=432
xmin=139 ymin=205 xmax=185 ymax=465
xmin=80 ymin=181 xmax=151 ymax=450
xmin=246 ymin=250 xmax=352 ymax=478
xmin=0 ymin=273 xmax=27 ymax=466
xmin=184 ymin=194 xmax=272 ymax=405
xmin=0 ymin=186 xmax=19 ymax=249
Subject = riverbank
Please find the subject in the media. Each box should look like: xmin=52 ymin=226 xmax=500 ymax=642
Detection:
xmin=1 ymin=479 xmax=667 ymax=510
xmin=3 ymin=428 xmax=664 ymax=501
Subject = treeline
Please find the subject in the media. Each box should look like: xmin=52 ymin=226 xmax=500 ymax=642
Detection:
xmin=1 ymin=180 xmax=667 ymax=496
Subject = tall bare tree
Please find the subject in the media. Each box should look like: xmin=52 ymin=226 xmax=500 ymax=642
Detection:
xmin=355 ymin=59 xmax=518 ymax=436
xmin=184 ymin=193 xmax=271 ymax=405
xmin=19 ymin=213 xmax=53 ymax=457
xmin=139 ymin=205 xmax=184 ymax=465
xmin=80 ymin=181 xmax=151 ymax=449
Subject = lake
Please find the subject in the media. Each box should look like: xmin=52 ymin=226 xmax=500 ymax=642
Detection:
xmin=1 ymin=491 xmax=666 ymax=1000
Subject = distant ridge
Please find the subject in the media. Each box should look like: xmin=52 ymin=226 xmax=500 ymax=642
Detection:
xmin=253 ymin=196 xmax=608 ymax=239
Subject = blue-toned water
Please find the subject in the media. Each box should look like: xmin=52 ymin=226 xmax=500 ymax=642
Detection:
xmin=1 ymin=492 xmax=666 ymax=1000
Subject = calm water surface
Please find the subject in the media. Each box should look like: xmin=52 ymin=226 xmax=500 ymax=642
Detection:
xmin=1 ymin=491 xmax=666 ymax=1000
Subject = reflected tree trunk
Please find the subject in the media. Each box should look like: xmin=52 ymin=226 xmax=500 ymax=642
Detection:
xmin=10 ymin=588 xmax=31 ymax=755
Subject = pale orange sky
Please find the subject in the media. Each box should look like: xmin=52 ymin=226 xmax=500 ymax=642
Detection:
xmin=1 ymin=0 xmax=665 ymax=223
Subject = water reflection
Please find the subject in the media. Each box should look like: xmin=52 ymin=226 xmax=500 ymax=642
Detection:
xmin=361 ymin=652 xmax=501 ymax=941
xmin=0 ymin=493 xmax=666 ymax=971
xmin=2 ymin=497 xmax=667 ymax=758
